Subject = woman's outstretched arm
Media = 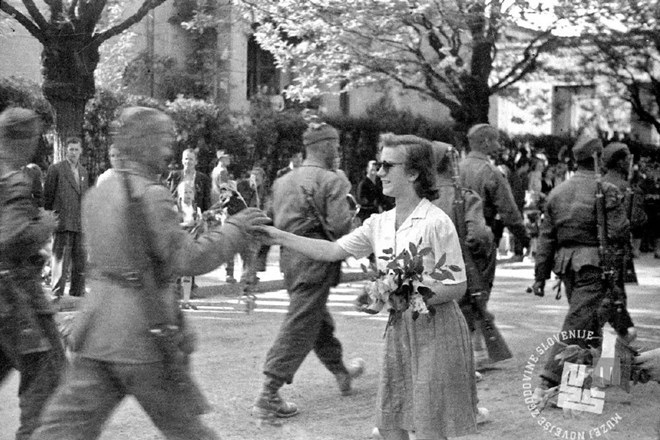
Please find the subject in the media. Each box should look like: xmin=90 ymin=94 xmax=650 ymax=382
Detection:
xmin=258 ymin=225 xmax=351 ymax=262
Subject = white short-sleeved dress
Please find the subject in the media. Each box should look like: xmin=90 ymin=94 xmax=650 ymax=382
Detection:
xmin=338 ymin=198 xmax=478 ymax=437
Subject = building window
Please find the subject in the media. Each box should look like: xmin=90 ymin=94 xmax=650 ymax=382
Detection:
xmin=247 ymin=35 xmax=280 ymax=100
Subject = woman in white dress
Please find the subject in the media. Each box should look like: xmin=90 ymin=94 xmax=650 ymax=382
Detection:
xmin=256 ymin=133 xmax=477 ymax=440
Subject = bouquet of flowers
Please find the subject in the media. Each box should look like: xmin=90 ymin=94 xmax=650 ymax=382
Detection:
xmin=357 ymin=238 xmax=462 ymax=333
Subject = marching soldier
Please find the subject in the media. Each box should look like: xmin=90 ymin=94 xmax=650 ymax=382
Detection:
xmin=459 ymin=123 xmax=528 ymax=367
xmin=31 ymin=107 xmax=271 ymax=440
xmin=531 ymin=137 xmax=636 ymax=404
xmin=0 ymin=107 xmax=65 ymax=440
xmin=602 ymin=142 xmax=647 ymax=284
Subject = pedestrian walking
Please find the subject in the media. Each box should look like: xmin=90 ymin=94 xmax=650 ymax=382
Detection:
xmin=252 ymin=122 xmax=364 ymax=423
xmin=44 ymin=136 xmax=88 ymax=298
xmin=30 ymin=106 xmax=271 ymax=440
xmin=530 ymin=136 xmax=637 ymax=404
xmin=256 ymin=133 xmax=478 ymax=440
xmin=0 ymin=107 xmax=65 ymax=440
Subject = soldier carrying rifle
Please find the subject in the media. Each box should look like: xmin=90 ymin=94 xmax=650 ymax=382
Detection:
xmin=0 ymin=107 xmax=65 ymax=440
xmin=530 ymin=136 xmax=637 ymax=405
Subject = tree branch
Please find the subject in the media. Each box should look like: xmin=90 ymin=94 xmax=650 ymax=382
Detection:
xmin=0 ymin=1 xmax=47 ymax=44
xmin=93 ymin=0 xmax=168 ymax=44
xmin=22 ymin=0 xmax=49 ymax=30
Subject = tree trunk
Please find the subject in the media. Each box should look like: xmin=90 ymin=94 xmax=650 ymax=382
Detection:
xmin=41 ymin=30 xmax=99 ymax=161
xmin=50 ymin=99 xmax=87 ymax=162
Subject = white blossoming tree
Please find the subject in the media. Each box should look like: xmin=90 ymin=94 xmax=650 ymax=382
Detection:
xmin=229 ymin=0 xmax=566 ymax=133
xmin=559 ymin=0 xmax=660 ymax=135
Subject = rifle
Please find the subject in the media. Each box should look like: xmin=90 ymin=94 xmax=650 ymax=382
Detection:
xmin=593 ymin=153 xmax=634 ymax=338
xmin=449 ymin=147 xmax=512 ymax=362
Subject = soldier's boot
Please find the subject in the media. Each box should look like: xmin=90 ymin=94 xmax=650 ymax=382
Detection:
xmin=252 ymin=375 xmax=298 ymax=425
xmin=335 ymin=358 xmax=366 ymax=396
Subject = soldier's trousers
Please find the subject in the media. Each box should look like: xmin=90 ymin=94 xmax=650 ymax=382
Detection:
xmin=263 ymin=258 xmax=348 ymax=384
xmin=540 ymin=266 xmax=605 ymax=386
xmin=31 ymin=357 xmax=218 ymax=440
xmin=0 ymin=314 xmax=64 ymax=440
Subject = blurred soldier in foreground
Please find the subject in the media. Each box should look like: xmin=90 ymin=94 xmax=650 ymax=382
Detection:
xmin=0 ymin=107 xmax=65 ymax=440
xmin=531 ymin=137 xmax=636 ymax=404
xmin=31 ymin=107 xmax=271 ymax=440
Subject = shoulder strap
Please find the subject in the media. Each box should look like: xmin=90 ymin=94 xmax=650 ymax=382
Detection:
xmin=119 ymin=171 xmax=174 ymax=328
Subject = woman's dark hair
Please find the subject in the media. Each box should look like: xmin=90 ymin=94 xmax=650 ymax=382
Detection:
xmin=378 ymin=133 xmax=438 ymax=200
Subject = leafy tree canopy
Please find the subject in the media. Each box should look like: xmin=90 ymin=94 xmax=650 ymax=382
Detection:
xmin=230 ymin=0 xmax=568 ymax=132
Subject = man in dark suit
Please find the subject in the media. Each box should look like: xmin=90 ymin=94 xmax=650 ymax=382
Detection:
xmin=168 ymin=148 xmax=212 ymax=212
xmin=44 ymin=136 xmax=88 ymax=298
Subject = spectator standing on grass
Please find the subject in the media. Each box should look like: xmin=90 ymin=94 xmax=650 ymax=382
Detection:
xmin=256 ymin=133 xmax=477 ymax=440
xmin=0 ymin=107 xmax=65 ymax=440
xmin=251 ymin=122 xmax=365 ymax=424
xmin=44 ymin=136 xmax=88 ymax=298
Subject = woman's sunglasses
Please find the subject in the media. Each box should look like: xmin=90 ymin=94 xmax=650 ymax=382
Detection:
xmin=376 ymin=161 xmax=404 ymax=172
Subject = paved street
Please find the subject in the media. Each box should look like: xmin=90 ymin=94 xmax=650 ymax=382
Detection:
xmin=186 ymin=252 xmax=660 ymax=347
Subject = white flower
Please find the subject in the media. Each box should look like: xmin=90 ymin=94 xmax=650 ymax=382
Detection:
xmin=410 ymin=292 xmax=429 ymax=315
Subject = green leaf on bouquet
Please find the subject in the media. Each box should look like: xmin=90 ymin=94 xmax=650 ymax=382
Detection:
xmin=418 ymin=247 xmax=432 ymax=257
xmin=383 ymin=247 xmax=394 ymax=254
xmin=379 ymin=255 xmax=392 ymax=261
xmin=387 ymin=261 xmax=399 ymax=270
xmin=418 ymin=236 xmax=423 ymax=246
xmin=417 ymin=285 xmax=434 ymax=300
xmin=434 ymin=253 xmax=447 ymax=269
xmin=441 ymin=269 xmax=455 ymax=281
xmin=360 ymin=263 xmax=369 ymax=273
xmin=409 ymin=242 xmax=418 ymax=256
xmin=448 ymin=265 xmax=462 ymax=272
xmin=429 ymin=272 xmax=447 ymax=281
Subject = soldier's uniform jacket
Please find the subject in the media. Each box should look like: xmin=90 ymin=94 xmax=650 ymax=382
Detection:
xmin=0 ymin=171 xmax=56 ymax=356
xmin=71 ymin=166 xmax=247 ymax=363
xmin=459 ymin=151 xmax=526 ymax=239
xmin=433 ymin=179 xmax=494 ymax=278
xmin=603 ymin=170 xmax=647 ymax=230
xmin=0 ymin=171 xmax=54 ymax=310
xmin=535 ymin=170 xmax=629 ymax=281
xmin=272 ymin=160 xmax=352 ymax=284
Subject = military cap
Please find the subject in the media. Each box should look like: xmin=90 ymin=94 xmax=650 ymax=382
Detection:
xmin=466 ymin=123 xmax=497 ymax=139
xmin=0 ymin=107 xmax=41 ymax=142
xmin=602 ymin=142 xmax=630 ymax=167
xmin=303 ymin=123 xmax=339 ymax=147
xmin=112 ymin=106 xmax=174 ymax=154
xmin=572 ymin=137 xmax=603 ymax=161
